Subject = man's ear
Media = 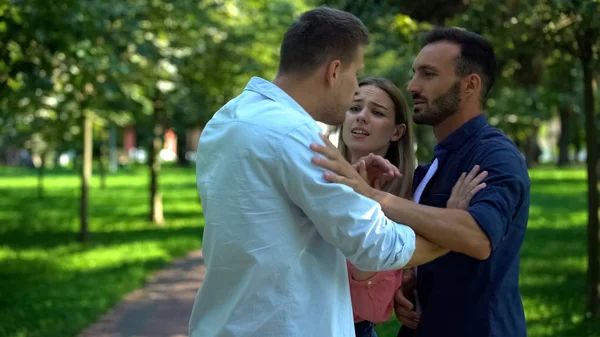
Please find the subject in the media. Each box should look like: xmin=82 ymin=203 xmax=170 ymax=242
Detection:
xmin=325 ymin=59 xmax=342 ymax=87
xmin=464 ymin=73 xmax=482 ymax=99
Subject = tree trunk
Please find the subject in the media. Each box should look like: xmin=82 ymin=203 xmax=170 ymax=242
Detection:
xmin=582 ymin=55 xmax=600 ymax=319
xmin=558 ymin=106 xmax=573 ymax=167
xmin=79 ymin=110 xmax=93 ymax=243
xmin=108 ymin=122 xmax=118 ymax=172
xmin=37 ymin=151 xmax=45 ymax=198
xmin=573 ymin=116 xmax=583 ymax=164
xmin=525 ymin=124 xmax=540 ymax=169
xmin=149 ymin=98 xmax=164 ymax=225
xmin=98 ymin=127 xmax=108 ymax=189
xmin=176 ymin=123 xmax=188 ymax=167
xmin=98 ymin=156 xmax=106 ymax=190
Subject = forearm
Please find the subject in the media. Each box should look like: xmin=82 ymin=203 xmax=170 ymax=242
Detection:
xmin=352 ymin=234 xmax=444 ymax=274
xmin=374 ymin=191 xmax=491 ymax=260
xmin=342 ymin=221 xmax=416 ymax=271
xmin=405 ymin=234 xmax=449 ymax=267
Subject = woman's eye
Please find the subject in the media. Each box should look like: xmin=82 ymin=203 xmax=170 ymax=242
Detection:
xmin=349 ymin=106 xmax=361 ymax=113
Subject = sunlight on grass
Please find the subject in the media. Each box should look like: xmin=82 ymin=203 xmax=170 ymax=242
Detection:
xmin=58 ymin=242 xmax=175 ymax=271
xmin=0 ymin=166 xmax=204 ymax=337
xmin=528 ymin=205 xmax=587 ymax=229
xmin=1 ymin=166 xmax=598 ymax=337
xmin=528 ymin=168 xmax=587 ymax=180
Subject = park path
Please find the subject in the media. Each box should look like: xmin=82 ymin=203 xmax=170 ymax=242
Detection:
xmin=78 ymin=250 xmax=205 ymax=337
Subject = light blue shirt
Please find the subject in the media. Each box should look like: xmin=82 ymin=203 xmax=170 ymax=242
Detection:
xmin=189 ymin=77 xmax=416 ymax=337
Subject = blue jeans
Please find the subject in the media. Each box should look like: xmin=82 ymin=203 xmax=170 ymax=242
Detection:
xmin=354 ymin=321 xmax=378 ymax=337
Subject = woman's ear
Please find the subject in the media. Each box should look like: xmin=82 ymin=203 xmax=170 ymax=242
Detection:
xmin=391 ymin=123 xmax=407 ymax=142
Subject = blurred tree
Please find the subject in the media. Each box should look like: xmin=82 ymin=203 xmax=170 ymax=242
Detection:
xmin=113 ymin=0 xmax=307 ymax=223
xmin=1 ymin=0 xmax=309 ymax=229
xmin=321 ymin=0 xmax=437 ymax=162
xmin=469 ymin=0 xmax=600 ymax=318
xmin=0 ymin=0 xmax=133 ymax=241
xmin=427 ymin=0 xmax=600 ymax=319
xmin=329 ymin=0 xmax=600 ymax=317
xmin=557 ymin=0 xmax=600 ymax=318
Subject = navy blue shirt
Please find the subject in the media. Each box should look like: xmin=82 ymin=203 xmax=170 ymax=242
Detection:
xmin=413 ymin=114 xmax=530 ymax=337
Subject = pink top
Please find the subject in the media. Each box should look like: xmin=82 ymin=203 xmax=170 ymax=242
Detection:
xmin=347 ymin=260 xmax=403 ymax=324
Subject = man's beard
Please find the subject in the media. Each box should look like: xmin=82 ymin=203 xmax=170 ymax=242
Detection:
xmin=413 ymin=81 xmax=461 ymax=125
xmin=320 ymin=91 xmax=351 ymax=125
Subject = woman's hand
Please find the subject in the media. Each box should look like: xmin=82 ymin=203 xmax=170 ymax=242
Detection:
xmin=352 ymin=153 xmax=401 ymax=190
xmin=447 ymin=165 xmax=488 ymax=209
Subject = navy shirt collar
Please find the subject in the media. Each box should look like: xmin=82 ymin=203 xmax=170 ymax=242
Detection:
xmin=436 ymin=114 xmax=488 ymax=156
xmin=413 ymin=114 xmax=488 ymax=190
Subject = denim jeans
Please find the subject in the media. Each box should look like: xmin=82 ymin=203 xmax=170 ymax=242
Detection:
xmin=354 ymin=321 xmax=378 ymax=337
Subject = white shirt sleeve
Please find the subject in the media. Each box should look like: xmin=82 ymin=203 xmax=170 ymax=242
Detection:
xmin=277 ymin=123 xmax=416 ymax=271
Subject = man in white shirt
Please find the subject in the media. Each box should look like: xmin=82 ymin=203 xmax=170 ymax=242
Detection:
xmin=189 ymin=7 xmax=446 ymax=337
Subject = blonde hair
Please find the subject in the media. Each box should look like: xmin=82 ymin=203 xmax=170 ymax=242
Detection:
xmin=337 ymin=77 xmax=415 ymax=200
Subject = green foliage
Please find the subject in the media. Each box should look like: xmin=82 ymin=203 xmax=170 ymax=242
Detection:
xmin=177 ymin=0 xmax=308 ymax=126
xmin=0 ymin=0 xmax=308 ymax=153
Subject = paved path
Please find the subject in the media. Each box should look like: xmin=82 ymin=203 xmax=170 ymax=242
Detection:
xmin=78 ymin=250 xmax=205 ymax=337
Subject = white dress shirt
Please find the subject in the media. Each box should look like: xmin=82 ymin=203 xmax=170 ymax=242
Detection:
xmin=189 ymin=77 xmax=416 ymax=337
xmin=411 ymin=158 xmax=438 ymax=314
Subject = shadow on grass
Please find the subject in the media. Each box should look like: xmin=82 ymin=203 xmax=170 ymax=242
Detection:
xmin=0 ymin=167 xmax=206 ymax=337
xmin=518 ymin=225 xmax=600 ymax=337
xmin=520 ymin=225 xmax=587 ymax=259
xmin=531 ymin=177 xmax=588 ymax=186
xmin=1 ymin=225 xmax=204 ymax=250
xmin=0 ymin=256 xmax=183 ymax=337
xmin=529 ymin=182 xmax=587 ymax=213
xmin=0 ymin=187 xmax=203 ymax=235
xmin=0 ymin=165 xmax=147 ymax=177
xmin=518 ymin=175 xmax=597 ymax=336
xmin=556 ymin=319 xmax=600 ymax=337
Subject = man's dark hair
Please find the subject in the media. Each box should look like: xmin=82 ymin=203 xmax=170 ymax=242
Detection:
xmin=277 ymin=7 xmax=370 ymax=76
xmin=422 ymin=27 xmax=497 ymax=101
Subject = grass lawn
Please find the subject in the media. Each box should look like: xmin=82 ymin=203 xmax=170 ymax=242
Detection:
xmin=0 ymin=165 xmax=204 ymax=337
xmin=0 ymin=166 xmax=598 ymax=337
xmin=376 ymin=167 xmax=600 ymax=337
